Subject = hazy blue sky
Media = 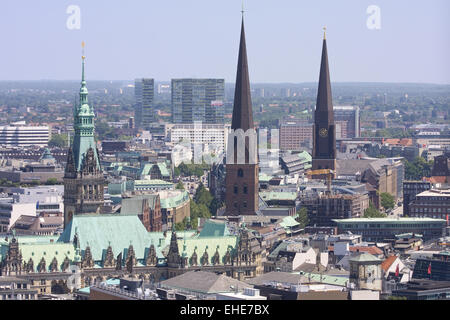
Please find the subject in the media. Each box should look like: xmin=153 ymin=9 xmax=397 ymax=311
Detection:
xmin=1 ymin=0 xmax=449 ymax=83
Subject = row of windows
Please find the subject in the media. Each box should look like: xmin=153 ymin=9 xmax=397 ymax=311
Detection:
xmin=233 ymin=184 xmax=248 ymax=195
xmin=342 ymin=224 xmax=443 ymax=229
xmin=410 ymin=207 xmax=450 ymax=213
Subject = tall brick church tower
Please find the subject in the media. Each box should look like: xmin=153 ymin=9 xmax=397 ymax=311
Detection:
xmin=64 ymin=46 xmax=105 ymax=228
xmin=312 ymin=29 xmax=336 ymax=175
xmin=225 ymin=16 xmax=259 ymax=216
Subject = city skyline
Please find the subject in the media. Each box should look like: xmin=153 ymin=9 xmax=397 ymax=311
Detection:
xmin=1 ymin=0 xmax=449 ymax=84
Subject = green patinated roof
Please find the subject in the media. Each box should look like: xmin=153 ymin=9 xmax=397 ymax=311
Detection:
xmin=40 ymin=148 xmax=55 ymax=160
xmin=0 ymin=235 xmax=59 ymax=245
xmin=296 ymin=272 xmax=349 ymax=287
xmin=134 ymin=179 xmax=174 ymax=187
xmin=139 ymin=162 xmax=171 ymax=178
xmin=297 ymin=151 xmax=312 ymax=162
xmin=258 ymin=173 xmax=273 ymax=182
xmin=198 ymin=220 xmax=231 ymax=238
xmin=176 ymin=236 xmax=238 ymax=266
xmin=268 ymin=242 xmax=289 ymax=259
xmin=160 ymin=191 xmax=190 ymax=209
xmin=18 ymin=242 xmax=76 ymax=272
xmin=259 ymin=192 xmax=298 ymax=202
xmin=70 ymin=56 xmax=100 ymax=172
xmin=58 ymin=214 xmax=165 ymax=262
xmin=279 ymin=216 xmax=300 ymax=229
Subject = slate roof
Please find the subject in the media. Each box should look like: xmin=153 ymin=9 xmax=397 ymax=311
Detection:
xmin=245 ymin=271 xmax=305 ymax=286
xmin=161 ymin=271 xmax=251 ymax=294
xmin=336 ymin=159 xmax=374 ymax=176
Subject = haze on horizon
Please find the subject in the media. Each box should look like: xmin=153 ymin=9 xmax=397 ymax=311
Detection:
xmin=1 ymin=0 xmax=449 ymax=84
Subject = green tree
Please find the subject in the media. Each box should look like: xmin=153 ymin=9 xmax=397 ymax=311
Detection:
xmin=296 ymin=207 xmax=309 ymax=228
xmin=194 ymin=183 xmax=213 ymax=207
xmin=189 ymin=201 xmax=211 ymax=230
xmin=176 ymin=181 xmax=185 ymax=190
xmin=380 ymin=192 xmax=395 ymax=211
xmin=45 ymin=178 xmax=58 ymax=185
xmin=404 ymin=157 xmax=433 ymax=180
xmin=48 ymin=134 xmax=68 ymax=148
xmin=209 ymin=198 xmax=224 ymax=217
xmin=364 ymin=202 xmax=387 ymax=218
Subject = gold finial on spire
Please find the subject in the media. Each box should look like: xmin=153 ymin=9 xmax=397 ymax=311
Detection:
xmin=81 ymin=41 xmax=86 ymax=60
xmin=323 ymin=26 xmax=327 ymax=40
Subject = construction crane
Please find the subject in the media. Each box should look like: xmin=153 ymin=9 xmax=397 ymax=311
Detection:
xmin=306 ymin=169 xmax=334 ymax=195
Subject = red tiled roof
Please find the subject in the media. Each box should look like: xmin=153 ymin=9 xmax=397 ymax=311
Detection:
xmin=426 ymin=176 xmax=448 ymax=184
xmin=381 ymin=255 xmax=398 ymax=272
xmin=349 ymin=246 xmax=383 ymax=256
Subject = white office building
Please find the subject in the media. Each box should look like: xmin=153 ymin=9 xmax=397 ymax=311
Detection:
xmin=0 ymin=186 xmax=63 ymax=232
xmin=0 ymin=124 xmax=50 ymax=147
xmin=168 ymin=123 xmax=229 ymax=164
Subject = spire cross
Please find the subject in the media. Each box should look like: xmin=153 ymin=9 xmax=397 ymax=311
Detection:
xmin=241 ymin=0 xmax=245 ymax=17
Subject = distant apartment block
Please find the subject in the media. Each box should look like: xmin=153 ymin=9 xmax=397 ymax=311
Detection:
xmin=0 ymin=125 xmax=49 ymax=147
xmin=135 ymin=78 xmax=155 ymax=129
xmin=171 ymin=79 xmax=225 ymax=124
xmin=409 ymin=189 xmax=450 ymax=220
xmin=334 ymin=106 xmax=360 ymax=139
xmin=279 ymin=119 xmax=313 ymax=151
xmin=334 ymin=217 xmax=446 ymax=242
xmin=403 ymin=181 xmax=432 ymax=216
xmin=168 ymin=123 xmax=229 ymax=159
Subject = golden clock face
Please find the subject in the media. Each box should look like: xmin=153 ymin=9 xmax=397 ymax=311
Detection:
xmin=319 ymin=128 xmax=328 ymax=138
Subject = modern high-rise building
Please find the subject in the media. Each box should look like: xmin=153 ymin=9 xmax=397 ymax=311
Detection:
xmin=63 ymin=55 xmax=104 ymax=228
xmin=135 ymin=78 xmax=155 ymax=129
xmin=0 ymin=124 xmax=49 ymax=147
xmin=225 ymin=16 xmax=259 ymax=216
xmin=334 ymin=106 xmax=360 ymax=139
xmin=171 ymin=79 xmax=225 ymax=124
xmin=312 ymin=30 xmax=336 ymax=175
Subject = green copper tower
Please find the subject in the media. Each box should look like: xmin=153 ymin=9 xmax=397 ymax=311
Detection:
xmin=64 ymin=44 xmax=105 ymax=228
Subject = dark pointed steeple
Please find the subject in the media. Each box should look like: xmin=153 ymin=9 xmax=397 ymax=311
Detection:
xmin=312 ymin=28 xmax=336 ymax=174
xmin=315 ymin=28 xmax=334 ymax=124
xmin=231 ymin=17 xmax=254 ymax=131
xmin=225 ymin=12 xmax=259 ymax=217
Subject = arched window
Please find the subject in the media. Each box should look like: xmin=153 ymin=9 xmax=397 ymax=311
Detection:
xmin=243 ymin=184 xmax=248 ymax=194
xmin=234 ymin=185 xmax=238 ymax=194
xmin=238 ymin=169 xmax=244 ymax=178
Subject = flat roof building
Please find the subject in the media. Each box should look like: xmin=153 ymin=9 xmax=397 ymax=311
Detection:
xmin=334 ymin=217 xmax=446 ymax=242
xmin=0 ymin=125 xmax=49 ymax=147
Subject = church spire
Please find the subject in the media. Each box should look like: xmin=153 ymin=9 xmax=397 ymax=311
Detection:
xmin=80 ymin=41 xmax=88 ymax=106
xmin=231 ymin=16 xmax=253 ymax=131
xmin=315 ymin=28 xmax=333 ymax=120
xmin=311 ymin=28 xmax=336 ymax=174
